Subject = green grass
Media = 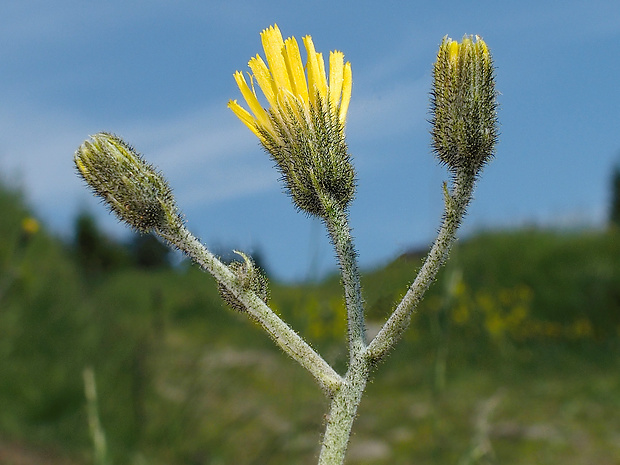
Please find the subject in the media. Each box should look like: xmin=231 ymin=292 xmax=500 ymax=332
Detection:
xmin=0 ymin=181 xmax=619 ymax=464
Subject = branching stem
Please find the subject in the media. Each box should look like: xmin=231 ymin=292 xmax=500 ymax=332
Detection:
xmin=317 ymin=199 xmax=369 ymax=464
xmin=157 ymin=224 xmax=343 ymax=394
xmin=315 ymin=172 xmax=475 ymax=464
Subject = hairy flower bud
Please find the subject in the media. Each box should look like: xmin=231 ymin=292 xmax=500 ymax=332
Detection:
xmin=74 ymin=133 xmax=181 ymax=234
xmin=431 ymin=35 xmax=498 ymax=176
xmin=229 ymin=24 xmax=356 ymax=217
xmin=218 ymin=251 xmax=270 ymax=312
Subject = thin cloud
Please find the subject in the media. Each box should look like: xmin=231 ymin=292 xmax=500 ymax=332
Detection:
xmin=123 ymin=106 xmax=279 ymax=207
xmin=0 ymin=99 xmax=279 ymax=234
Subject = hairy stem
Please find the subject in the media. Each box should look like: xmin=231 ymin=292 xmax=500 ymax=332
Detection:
xmin=316 ymin=200 xmax=369 ymax=464
xmin=324 ymin=203 xmax=366 ymax=360
xmin=318 ymin=356 xmax=369 ymax=465
xmin=366 ymin=170 xmax=475 ymax=361
xmin=157 ymin=224 xmax=343 ymax=394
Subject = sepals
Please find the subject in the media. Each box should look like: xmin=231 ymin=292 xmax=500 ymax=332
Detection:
xmin=218 ymin=251 xmax=270 ymax=312
xmin=431 ymin=35 xmax=498 ymax=176
xmin=259 ymin=94 xmax=356 ymax=217
xmin=74 ymin=133 xmax=182 ymax=234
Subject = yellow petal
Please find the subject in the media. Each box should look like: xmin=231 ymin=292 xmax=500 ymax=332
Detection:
xmin=228 ymin=100 xmax=264 ymax=139
xmin=233 ymin=71 xmax=270 ymax=128
xmin=339 ymin=62 xmax=352 ymax=124
xmin=283 ymin=36 xmax=308 ymax=104
xmin=303 ymin=36 xmax=327 ymax=107
xmin=260 ymin=24 xmax=292 ymax=95
xmin=248 ymin=55 xmax=277 ymax=109
xmin=329 ymin=51 xmax=344 ymax=110
xmin=316 ymin=52 xmax=328 ymax=101
xmin=448 ymin=40 xmax=459 ymax=63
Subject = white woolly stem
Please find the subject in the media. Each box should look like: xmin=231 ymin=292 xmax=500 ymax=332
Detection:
xmin=324 ymin=203 xmax=366 ymax=361
xmin=157 ymin=224 xmax=343 ymax=394
xmin=318 ymin=356 xmax=369 ymax=465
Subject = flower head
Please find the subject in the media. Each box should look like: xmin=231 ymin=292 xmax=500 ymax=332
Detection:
xmin=74 ymin=133 xmax=182 ymax=233
xmin=228 ymin=24 xmax=355 ymax=217
xmin=431 ymin=35 xmax=498 ymax=176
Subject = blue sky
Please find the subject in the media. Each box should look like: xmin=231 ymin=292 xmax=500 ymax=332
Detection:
xmin=2 ymin=0 xmax=619 ymax=281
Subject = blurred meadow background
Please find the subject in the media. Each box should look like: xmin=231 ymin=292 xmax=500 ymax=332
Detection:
xmin=2 ymin=1 xmax=620 ymax=464
xmin=1 ymin=179 xmax=620 ymax=464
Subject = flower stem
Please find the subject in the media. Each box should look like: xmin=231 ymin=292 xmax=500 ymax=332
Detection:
xmin=366 ymin=170 xmax=475 ymax=361
xmin=318 ymin=356 xmax=369 ymax=465
xmin=317 ymin=200 xmax=369 ymax=464
xmin=157 ymin=224 xmax=343 ymax=394
xmin=324 ymin=203 xmax=366 ymax=360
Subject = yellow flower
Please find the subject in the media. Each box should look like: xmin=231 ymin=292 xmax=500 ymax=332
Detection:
xmin=447 ymin=35 xmax=490 ymax=65
xmin=228 ymin=24 xmax=352 ymax=143
xmin=21 ymin=217 xmax=40 ymax=235
xmin=228 ymin=24 xmax=356 ymax=218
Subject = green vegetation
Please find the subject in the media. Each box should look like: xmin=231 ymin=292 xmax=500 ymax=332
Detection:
xmin=610 ymin=163 xmax=620 ymax=229
xmin=0 ymin=181 xmax=618 ymax=464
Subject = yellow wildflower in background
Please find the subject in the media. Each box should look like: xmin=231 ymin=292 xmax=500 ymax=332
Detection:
xmin=228 ymin=24 xmax=356 ymax=218
xmin=18 ymin=216 xmax=39 ymax=247
xmin=21 ymin=217 xmax=39 ymax=235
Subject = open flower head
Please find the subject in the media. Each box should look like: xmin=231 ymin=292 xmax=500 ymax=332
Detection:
xmin=228 ymin=24 xmax=355 ymax=217
xmin=431 ymin=35 xmax=498 ymax=176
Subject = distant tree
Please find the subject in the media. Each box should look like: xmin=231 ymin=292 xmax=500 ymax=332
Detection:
xmin=74 ymin=211 xmax=129 ymax=274
xmin=610 ymin=164 xmax=620 ymax=229
xmin=128 ymin=233 xmax=170 ymax=269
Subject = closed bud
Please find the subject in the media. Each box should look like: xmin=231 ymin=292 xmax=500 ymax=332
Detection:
xmin=74 ymin=133 xmax=181 ymax=234
xmin=218 ymin=251 xmax=270 ymax=312
xmin=431 ymin=35 xmax=498 ymax=176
